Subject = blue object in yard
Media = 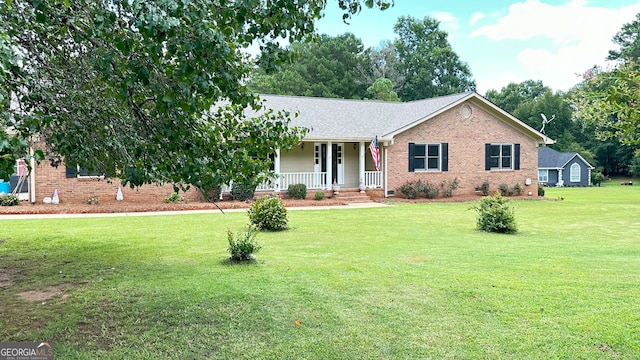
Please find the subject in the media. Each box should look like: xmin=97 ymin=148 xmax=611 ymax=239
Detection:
xmin=0 ymin=180 xmax=9 ymax=194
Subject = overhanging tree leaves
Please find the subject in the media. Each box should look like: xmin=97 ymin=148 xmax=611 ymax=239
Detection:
xmin=1 ymin=0 xmax=391 ymax=192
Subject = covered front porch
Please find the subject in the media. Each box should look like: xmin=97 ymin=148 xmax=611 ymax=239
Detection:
xmin=259 ymin=141 xmax=383 ymax=192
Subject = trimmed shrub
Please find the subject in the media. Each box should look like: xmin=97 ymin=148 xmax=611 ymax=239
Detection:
xmin=538 ymin=185 xmax=545 ymax=197
xmin=471 ymin=192 xmax=517 ymax=234
xmin=227 ymin=225 xmax=261 ymax=262
xmin=421 ymin=181 xmax=440 ymax=199
xmin=165 ymin=192 xmax=185 ymax=203
xmin=248 ymin=195 xmax=288 ymax=231
xmin=591 ymin=172 xmax=605 ymax=187
xmin=498 ymin=183 xmax=512 ymax=196
xmin=441 ymin=178 xmax=460 ymax=198
xmin=479 ymin=180 xmax=490 ymax=196
xmin=512 ymin=183 xmax=523 ymax=196
xmin=398 ymin=180 xmax=420 ymax=199
xmin=314 ymin=191 xmax=325 ymax=201
xmin=287 ymin=183 xmax=307 ymax=200
xmin=0 ymin=194 xmax=19 ymax=206
xmin=231 ymin=181 xmax=257 ymax=201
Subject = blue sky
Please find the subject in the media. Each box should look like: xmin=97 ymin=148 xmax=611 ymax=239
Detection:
xmin=315 ymin=0 xmax=640 ymax=94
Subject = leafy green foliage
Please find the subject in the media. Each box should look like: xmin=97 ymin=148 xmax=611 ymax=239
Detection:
xmin=248 ymin=195 xmax=288 ymax=231
xmin=314 ymin=191 xmax=325 ymax=200
xmin=231 ymin=181 xmax=257 ymax=202
xmin=397 ymin=180 xmax=440 ymax=199
xmin=0 ymin=193 xmax=18 ymax=206
xmin=394 ymin=16 xmax=475 ymax=101
xmin=441 ymin=178 xmax=459 ymax=198
xmin=227 ymin=225 xmax=261 ymax=262
xmin=591 ymin=172 xmax=605 ymax=187
xmin=1 ymin=1 xmax=390 ymax=190
xmin=287 ymin=183 xmax=307 ymax=200
xmin=479 ymin=180 xmax=490 ymax=196
xmin=164 ymin=192 xmax=185 ymax=203
xmin=538 ymin=185 xmax=545 ymax=197
xmin=366 ymin=78 xmax=400 ymax=101
xmin=250 ymin=33 xmax=370 ymax=99
xmin=472 ymin=192 xmax=517 ymax=234
xmin=608 ymin=12 xmax=640 ymax=61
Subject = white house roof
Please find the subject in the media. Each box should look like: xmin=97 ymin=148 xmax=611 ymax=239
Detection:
xmin=253 ymin=92 xmax=552 ymax=144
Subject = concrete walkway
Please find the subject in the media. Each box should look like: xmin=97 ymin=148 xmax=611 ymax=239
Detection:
xmin=0 ymin=202 xmax=389 ymax=220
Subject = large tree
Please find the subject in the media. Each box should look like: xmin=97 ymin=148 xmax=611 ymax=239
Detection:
xmin=394 ymin=16 xmax=475 ymax=101
xmin=485 ymin=80 xmax=547 ymax=115
xmin=1 ymin=0 xmax=390 ymax=192
xmin=249 ymin=33 xmax=370 ymax=98
xmin=608 ymin=12 xmax=640 ymax=62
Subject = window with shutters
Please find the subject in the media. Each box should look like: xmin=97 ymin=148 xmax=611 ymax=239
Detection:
xmin=408 ymin=143 xmax=448 ymax=172
xmin=485 ymin=143 xmax=520 ymax=170
xmin=65 ymin=165 xmax=103 ymax=179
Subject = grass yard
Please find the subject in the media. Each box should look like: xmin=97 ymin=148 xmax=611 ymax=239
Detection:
xmin=1 ymin=183 xmax=639 ymax=359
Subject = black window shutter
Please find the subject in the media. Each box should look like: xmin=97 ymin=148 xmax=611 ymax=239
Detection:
xmin=514 ymin=144 xmax=521 ymax=170
xmin=408 ymin=143 xmax=415 ymax=172
xmin=485 ymin=144 xmax=491 ymax=170
xmin=441 ymin=143 xmax=448 ymax=171
xmin=65 ymin=166 xmax=77 ymax=178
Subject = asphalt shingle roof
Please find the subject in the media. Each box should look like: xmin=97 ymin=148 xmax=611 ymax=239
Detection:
xmin=256 ymin=92 xmax=474 ymax=140
xmin=538 ymin=147 xmax=578 ymax=168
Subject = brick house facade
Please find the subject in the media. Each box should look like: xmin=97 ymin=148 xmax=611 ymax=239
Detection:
xmin=22 ymin=92 xmax=552 ymax=204
xmin=386 ymin=100 xmax=543 ymax=196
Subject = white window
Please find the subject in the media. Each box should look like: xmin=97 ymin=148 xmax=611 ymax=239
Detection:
xmin=413 ymin=143 xmax=441 ymax=171
xmin=538 ymin=169 xmax=548 ymax=183
xmin=489 ymin=144 xmax=511 ymax=169
xmin=570 ymin=163 xmax=581 ymax=182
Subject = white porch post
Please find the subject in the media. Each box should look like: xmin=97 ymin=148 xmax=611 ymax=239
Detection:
xmin=359 ymin=142 xmax=365 ymax=187
xmin=558 ymin=168 xmax=563 ymax=185
xmin=274 ymin=148 xmax=281 ymax=192
xmin=326 ymin=141 xmax=332 ymax=190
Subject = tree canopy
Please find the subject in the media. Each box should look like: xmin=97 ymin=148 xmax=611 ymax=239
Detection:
xmin=394 ymin=16 xmax=475 ymax=101
xmin=249 ymin=33 xmax=370 ymax=98
xmin=0 ymin=0 xmax=391 ymax=190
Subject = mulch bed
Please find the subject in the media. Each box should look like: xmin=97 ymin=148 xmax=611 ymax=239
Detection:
xmin=0 ymin=194 xmax=548 ymax=215
xmin=0 ymin=198 xmax=348 ymax=215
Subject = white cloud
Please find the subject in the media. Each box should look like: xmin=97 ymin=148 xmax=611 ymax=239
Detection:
xmin=469 ymin=12 xmax=485 ymax=26
xmin=469 ymin=0 xmax=640 ymax=91
xmin=430 ymin=11 xmax=460 ymax=31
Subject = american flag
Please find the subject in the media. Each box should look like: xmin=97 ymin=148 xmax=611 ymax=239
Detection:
xmin=369 ymin=136 xmax=380 ymax=171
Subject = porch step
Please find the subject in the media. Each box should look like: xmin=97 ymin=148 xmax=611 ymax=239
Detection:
xmin=332 ymin=189 xmax=373 ymax=203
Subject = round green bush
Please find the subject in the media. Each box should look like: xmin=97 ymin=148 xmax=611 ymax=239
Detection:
xmin=231 ymin=181 xmax=257 ymax=201
xmin=471 ymin=192 xmax=517 ymax=234
xmin=287 ymin=183 xmax=307 ymax=200
xmin=314 ymin=191 xmax=325 ymax=200
xmin=248 ymin=195 xmax=288 ymax=231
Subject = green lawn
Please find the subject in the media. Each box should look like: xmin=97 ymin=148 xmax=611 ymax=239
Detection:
xmin=1 ymin=183 xmax=639 ymax=359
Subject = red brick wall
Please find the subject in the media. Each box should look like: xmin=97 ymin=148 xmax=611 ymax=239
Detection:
xmin=33 ymin=160 xmax=203 ymax=204
xmin=386 ymin=100 xmax=540 ymax=197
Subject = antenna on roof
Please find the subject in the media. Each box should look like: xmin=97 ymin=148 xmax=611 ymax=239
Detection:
xmin=540 ymin=113 xmax=555 ymax=135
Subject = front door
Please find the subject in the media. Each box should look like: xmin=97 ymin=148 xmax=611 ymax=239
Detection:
xmin=332 ymin=143 xmax=344 ymax=185
xmin=313 ymin=143 xmax=326 ymax=187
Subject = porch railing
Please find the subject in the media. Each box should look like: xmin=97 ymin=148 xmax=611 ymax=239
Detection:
xmin=364 ymin=171 xmax=382 ymax=188
xmin=221 ymin=171 xmax=381 ymax=194
xmin=279 ymin=172 xmax=327 ymax=190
